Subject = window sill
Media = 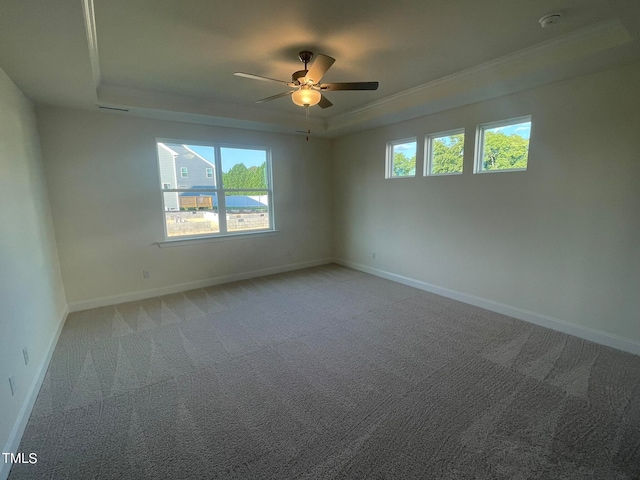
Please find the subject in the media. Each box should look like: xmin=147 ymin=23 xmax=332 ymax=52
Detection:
xmin=425 ymin=171 xmax=463 ymax=177
xmin=474 ymin=168 xmax=527 ymax=174
xmin=157 ymin=230 xmax=278 ymax=248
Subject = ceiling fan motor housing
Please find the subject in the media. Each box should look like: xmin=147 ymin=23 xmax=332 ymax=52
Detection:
xmin=298 ymin=51 xmax=313 ymax=64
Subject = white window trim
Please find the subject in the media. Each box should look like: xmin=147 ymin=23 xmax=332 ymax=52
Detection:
xmin=157 ymin=139 xmax=274 ymax=242
xmin=424 ymin=128 xmax=465 ymax=177
xmin=385 ymin=137 xmax=417 ymax=179
xmin=157 ymin=229 xmax=279 ymax=248
xmin=474 ymin=115 xmax=532 ymax=174
xmin=180 ymin=167 xmax=188 ymax=178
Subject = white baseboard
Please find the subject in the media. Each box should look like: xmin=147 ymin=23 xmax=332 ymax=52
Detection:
xmin=335 ymin=258 xmax=640 ymax=356
xmin=68 ymin=258 xmax=334 ymax=313
xmin=1 ymin=304 xmax=68 ymax=480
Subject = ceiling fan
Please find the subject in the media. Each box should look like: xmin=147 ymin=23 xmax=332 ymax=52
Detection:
xmin=234 ymin=51 xmax=379 ymax=109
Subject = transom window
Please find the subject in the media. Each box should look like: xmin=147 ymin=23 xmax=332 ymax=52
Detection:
xmin=425 ymin=129 xmax=465 ymax=176
xmin=386 ymin=138 xmax=417 ymax=178
xmin=156 ymin=141 xmax=273 ymax=239
xmin=475 ymin=116 xmax=532 ymax=173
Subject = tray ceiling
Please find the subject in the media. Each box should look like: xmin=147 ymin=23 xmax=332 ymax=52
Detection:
xmin=0 ymin=0 xmax=638 ymax=136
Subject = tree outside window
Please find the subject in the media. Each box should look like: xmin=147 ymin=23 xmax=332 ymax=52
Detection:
xmin=476 ymin=118 xmax=531 ymax=173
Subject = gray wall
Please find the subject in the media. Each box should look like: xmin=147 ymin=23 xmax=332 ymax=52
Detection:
xmin=171 ymin=146 xmax=215 ymax=189
xmin=333 ymin=62 xmax=640 ymax=346
xmin=157 ymin=145 xmax=179 ymax=211
xmin=36 ymin=108 xmax=333 ymax=307
xmin=0 ymin=67 xmax=66 ymax=473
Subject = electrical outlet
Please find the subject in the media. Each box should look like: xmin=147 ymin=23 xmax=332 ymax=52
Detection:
xmin=371 ymin=252 xmax=376 ymax=260
xmin=143 ymin=270 xmax=150 ymax=280
xmin=9 ymin=376 xmax=16 ymax=396
xmin=23 ymin=347 xmax=29 ymax=366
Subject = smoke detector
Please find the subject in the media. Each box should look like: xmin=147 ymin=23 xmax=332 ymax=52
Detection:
xmin=539 ymin=13 xmax=563 ymax=29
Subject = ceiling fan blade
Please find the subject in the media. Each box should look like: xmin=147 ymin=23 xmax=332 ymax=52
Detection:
xmin=304 ymin=54 xmax=335 ymax=84
xmin=320 ymin=82 xmax=379 ymax=91
xmin=255 ymin=91 xmax=294 ymax=103
xmin=318 ymin=95 xmax=333 ymax=109
xmin=235 ymin=72 xmax=292 ymax=85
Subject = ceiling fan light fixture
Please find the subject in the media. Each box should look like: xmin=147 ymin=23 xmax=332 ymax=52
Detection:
xmin=291 ymin=87 xmax=321 ymax=107
xmin=237 ymin=52 xmax=378 ymax=110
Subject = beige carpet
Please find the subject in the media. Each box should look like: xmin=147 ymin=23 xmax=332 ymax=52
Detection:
xmin=10 ymin=264 xmax=640 ymax=479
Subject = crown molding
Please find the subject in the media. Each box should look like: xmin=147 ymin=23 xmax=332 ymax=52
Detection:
xmin=326 ymin=19 xmax=632 ymax=135
xmin=82 ymin=0 xmax=101 ymax=91
xmin=96 ymin=84 xmax=327 ymax=135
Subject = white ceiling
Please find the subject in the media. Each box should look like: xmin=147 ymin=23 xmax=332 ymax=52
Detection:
xmin=1 ymin=0 xmax=639 ymax=136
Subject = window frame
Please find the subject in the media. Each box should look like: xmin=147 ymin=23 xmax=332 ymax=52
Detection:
xmin=205 ymin=167 xmax=213 ymax=178
xmin=180 ymin=167 xmax=188 ymax=178
xmin=474 ymin=115 xmax=532 ymax=174
xmin=157 ymin=139 xmax=274 ymax=242
xmin=424 ymin=128 xmax=465 ymax=177
xmin=385 ymin=137 xmax=418 ymax=179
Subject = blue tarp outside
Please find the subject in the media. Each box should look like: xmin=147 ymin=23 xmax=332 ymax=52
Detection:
xmin=179 ymin=190 xmax=266 ymax=208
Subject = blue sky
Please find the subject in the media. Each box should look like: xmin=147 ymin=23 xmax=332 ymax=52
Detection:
xmin=188 ymin=145 xmax=266 ymax=171
xmin=187 ymin=145 xmax=214 ymax=163
xmin=394 ymin=142 xmax=417 ymax=158
xmin=490 ymin=121 xmax=531 ymax=139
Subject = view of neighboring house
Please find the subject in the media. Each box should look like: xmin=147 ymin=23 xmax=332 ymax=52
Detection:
xmin=157 ymin=142 xmax=267 ymax=213
xmin=157 ymin=142 xmax=216 ymax=210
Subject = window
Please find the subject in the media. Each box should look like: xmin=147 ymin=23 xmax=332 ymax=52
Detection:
xmin=156 ymin=141 xmax=273 ymax=239
xmin=163 ymin=183 xmax=171 ymax=189
xmin=425 ymin=129 xmax=465 ymax=176
xmin=475 ymin=116 xmax=531 ymax=173
xmin=386 ymin=138 xmax=417 ymax=178
xmin=180 ymin=167 xmax=188 ymax=178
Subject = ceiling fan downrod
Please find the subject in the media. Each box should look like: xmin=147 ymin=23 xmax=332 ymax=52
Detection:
xmin=298 ymin=50 xmax=313 ymax=71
